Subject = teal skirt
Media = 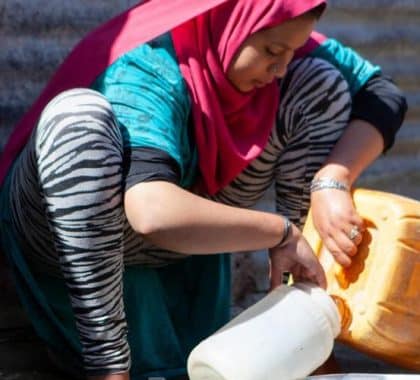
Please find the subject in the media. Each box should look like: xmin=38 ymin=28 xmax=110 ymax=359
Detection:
xmin=0 ymin=171 xmax=231 ymax=380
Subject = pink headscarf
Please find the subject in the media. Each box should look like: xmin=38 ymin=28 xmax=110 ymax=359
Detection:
xmin=0 ymin=0 xmax=326 ymax=194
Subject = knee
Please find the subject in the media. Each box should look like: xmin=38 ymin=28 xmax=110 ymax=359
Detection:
xmin=38 ymin=88 xmax=119 ymax=133
xmin=36 ymin=88 xmax=122 ymax=151
xmin=280 ymin=57 xmax=352 ymax=123
xmin=42 ymin=87 xmax=114 ymax=116
xmin=35 ymin=89 xmax=124 ymax=189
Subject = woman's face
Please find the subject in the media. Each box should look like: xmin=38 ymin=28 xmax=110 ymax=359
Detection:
xmin=227 ymin=13 xmax=317 ymax=93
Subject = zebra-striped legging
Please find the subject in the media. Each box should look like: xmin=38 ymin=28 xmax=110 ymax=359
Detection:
xmin=8 ymin=57 xmax=351 ymax=373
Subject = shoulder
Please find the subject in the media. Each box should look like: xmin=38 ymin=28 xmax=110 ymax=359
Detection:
xmin=93 ymin=32 xmax=189 ymax=102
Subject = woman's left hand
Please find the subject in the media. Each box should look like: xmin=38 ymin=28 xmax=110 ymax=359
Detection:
xmin=310 ymin=119 xmax=386 ymax=267
xmin=310 ymin=188 xmax=364 ymax=267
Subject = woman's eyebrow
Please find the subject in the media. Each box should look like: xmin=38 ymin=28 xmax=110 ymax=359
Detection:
xmin=271 ymin=41 xmax=296 ymax=51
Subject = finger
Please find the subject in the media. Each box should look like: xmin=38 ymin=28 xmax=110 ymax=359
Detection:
xmin=323 ymin=236 xmax=352 ymax=267
xmin=352 ymin=230 xmax=364 ymax=246
xmin=270 ymin=276 xmax=282 ymax=291
xmin=304 ymin=261 xmax=327 ymax=289
xmin=269 ymin=260 xmax=284 ymax=291
xmin=350 ymin=216 xmax=366 ymax=246
xmin=295 ymin=249 xmax=327 ymax=289
xmin=293 ymin=264 xmax=315 ymax=284
xmin=296 ymin=266 xmax=314 ymax=283
xmin=344 ymin=222 xmax=365 ymax=250
xmin=336 ymin=229 xmax=358 ymax=256
xmin=314 ymin=262 xmax=327 ymax=289
xmin=302 ymin=266 xmax=327 ymax=289
xmin=349 ymin=212 xmax=365 ymax=232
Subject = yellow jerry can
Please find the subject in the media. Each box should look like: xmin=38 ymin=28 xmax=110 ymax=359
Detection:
xmin=303 ymin=188 xmax=420 ymax=371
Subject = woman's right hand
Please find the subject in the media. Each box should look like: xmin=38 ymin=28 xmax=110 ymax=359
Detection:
xmin=268 ymin=223 xmax=326 ymax=291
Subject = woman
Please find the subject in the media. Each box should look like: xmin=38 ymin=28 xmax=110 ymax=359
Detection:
xmin=0 ymin=1 xmax=406 ymax=379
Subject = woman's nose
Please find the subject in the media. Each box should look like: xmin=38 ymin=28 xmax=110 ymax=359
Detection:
xmin=268 ymin=63 xmax=287 ymax=78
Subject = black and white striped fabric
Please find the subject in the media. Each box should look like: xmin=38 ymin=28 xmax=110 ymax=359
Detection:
xmin=9 ymin=57 xmax=351 ymax=374
xmin=212 ymin=57 xmax=351 ymax=227
xmin=10 ymin=89 xmax=131 ymax=373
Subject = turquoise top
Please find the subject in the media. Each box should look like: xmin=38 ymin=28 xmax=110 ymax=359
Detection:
xmin=91 ymin=35 xmax=381 ymax=190
xmin=310 ymin=38 xmax=382 ymax=95
xmin=91 ymin=33 xmax=197 ymax=188
xmin=91 ymin=33 xmax=380 ymax=187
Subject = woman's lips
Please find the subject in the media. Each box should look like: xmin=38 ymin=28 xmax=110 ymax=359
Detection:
xmin=254 ymin=79 xmax=272 ymax=88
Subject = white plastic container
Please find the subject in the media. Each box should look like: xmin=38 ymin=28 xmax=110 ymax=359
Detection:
xmin=187 ymin=283 xmax=341 ymax=380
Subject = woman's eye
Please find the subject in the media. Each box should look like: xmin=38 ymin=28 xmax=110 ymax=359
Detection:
xmin=265 ymin=47 xmax=278 ymax=57
xmin=265 ymin=47 xmax=282 ymax=57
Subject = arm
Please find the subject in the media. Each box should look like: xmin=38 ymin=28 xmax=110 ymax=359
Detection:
xmin=311 ymin=120 xmax=384 ymax=266
xmin=125 ymin=181 xmax=326 ymax=289
xmin=126 ymin=180 xmax=288 ymax=253
xmin=316 ymin=119 xmax=384 ymax=185
xmin=309 ymin=39 xmax=407 ymax=265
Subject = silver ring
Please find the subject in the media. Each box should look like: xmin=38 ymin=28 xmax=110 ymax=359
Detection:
xmin=348 ymin=226 xmax=359 ymax=241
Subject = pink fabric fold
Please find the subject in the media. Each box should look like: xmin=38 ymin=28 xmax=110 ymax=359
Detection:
xmin=0 ymin=0 xmax=327 ymax=195
xmin=172 ymin=0 xmax=327 ymax=193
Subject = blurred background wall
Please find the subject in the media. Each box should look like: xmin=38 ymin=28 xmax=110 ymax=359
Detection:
xmin=0 ymin=1 xmax=418 ymax=376
xmin=0 ymin=0 xmax=420 ymax=380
